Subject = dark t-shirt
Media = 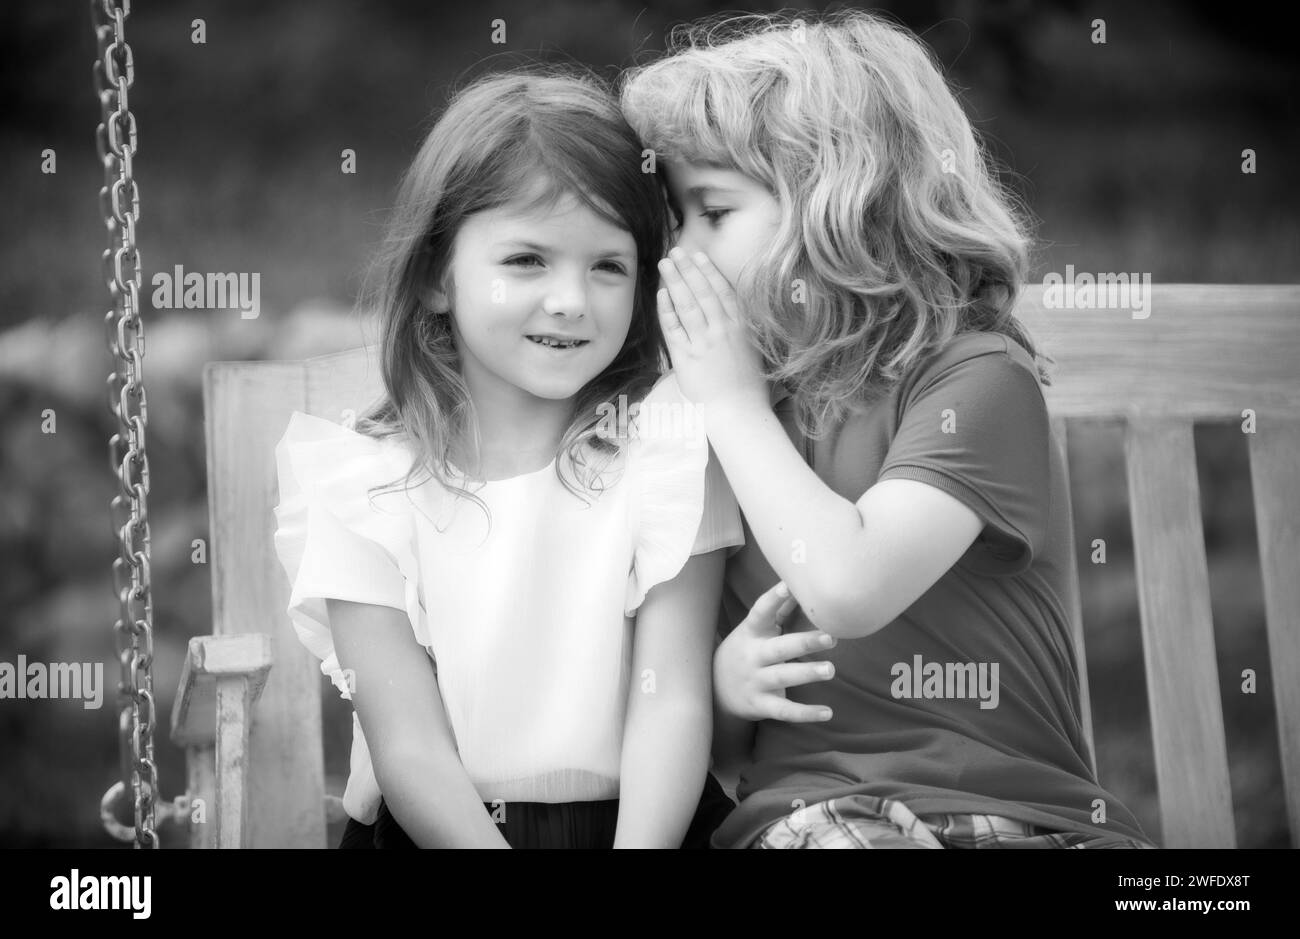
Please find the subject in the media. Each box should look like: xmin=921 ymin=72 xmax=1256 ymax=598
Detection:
xmin=713 ymin=331 xmax=1153 ymax=848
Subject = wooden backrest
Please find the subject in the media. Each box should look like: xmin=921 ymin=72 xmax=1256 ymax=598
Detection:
xmin=204 ymin=349 xmax=389 ymax=847
xmin=1017 ymin=284 xmax=1300 ymax=848
xmin=203 ymin=284 xmax=1299 ymax=848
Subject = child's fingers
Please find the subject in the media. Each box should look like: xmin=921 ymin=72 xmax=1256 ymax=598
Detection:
xmin=773 ymin=591 xmax=799 ymax=627
xmin=758 ymin=629 xmax=837 ymax=667
xmin=657 ymin=288 xmax=686 ymax=345
xmin=687 ymin=251 xmax=742 ymax=323
xmin=667 ymin=248 xmax=727 ymax=327
xmin=740 ymin=581 xmax=793 ymax=636
xmin=756 ymin=692 xmax=833 ymax=724
xmin=761 ymin=661 xmax=835 ymax=692
xmin=657 ymin=256 xmax=707 ymax=340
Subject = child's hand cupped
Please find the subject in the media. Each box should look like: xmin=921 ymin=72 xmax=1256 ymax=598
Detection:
xmin=714 ymin=581 xmax=837 ymax=724
xmin=657 ymin=248 xmax=768 ymax=413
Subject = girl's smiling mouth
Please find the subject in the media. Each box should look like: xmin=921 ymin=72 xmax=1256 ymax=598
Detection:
xmin=526 ymin=334 xmax=590 ymax=349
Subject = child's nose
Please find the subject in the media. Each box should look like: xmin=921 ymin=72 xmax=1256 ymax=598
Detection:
xmin=542 ymin=274 xmax=587 ymax=318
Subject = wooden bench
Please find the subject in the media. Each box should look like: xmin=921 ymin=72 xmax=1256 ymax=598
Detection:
xmin=172 ymin=283 xmax=1299 ymax=848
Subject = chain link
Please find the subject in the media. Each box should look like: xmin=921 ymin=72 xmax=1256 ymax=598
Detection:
xmin=92 ymin=0 xmax=158 ymax=849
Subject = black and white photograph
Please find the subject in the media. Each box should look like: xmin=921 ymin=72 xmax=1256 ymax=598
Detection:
xmin=1 ymin=0 xmax=1295 ymax=914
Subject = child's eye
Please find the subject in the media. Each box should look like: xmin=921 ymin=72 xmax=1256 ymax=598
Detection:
xmin=701 ymin=208 xmax=732 ymax=226
xmin=595 ymin=260 xmax=629 ymax=275
xmin=504 ymin=254 xmax=543 ymax=267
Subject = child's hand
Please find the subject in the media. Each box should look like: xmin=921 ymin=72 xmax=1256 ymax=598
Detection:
xmin=715 ymin=581 xmax=837 ymax=723
xmin=657 ymin=247 xmax=769 ymax=414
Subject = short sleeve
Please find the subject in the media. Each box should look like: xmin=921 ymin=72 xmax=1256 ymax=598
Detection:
xmin=272 ymin=411 xmax=432 ymax=699
xmin=877 ymin=337 xmax=1050 ymax=576
xmin=624 ymin=373 xmax=745 ymax=616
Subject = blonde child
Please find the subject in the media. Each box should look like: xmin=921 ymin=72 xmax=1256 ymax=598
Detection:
xmin=622 ymin=11 xmax=1155 ymax=848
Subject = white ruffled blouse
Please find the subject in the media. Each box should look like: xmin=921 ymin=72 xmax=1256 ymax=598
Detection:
xmin=271 ymin=372 xmax=744 ymax=824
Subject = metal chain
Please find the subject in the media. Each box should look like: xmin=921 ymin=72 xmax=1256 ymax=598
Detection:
xmin=91 ymin=0 xmax=159 ymax=849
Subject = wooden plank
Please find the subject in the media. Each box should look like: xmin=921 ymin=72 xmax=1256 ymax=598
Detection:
xmin=204 ymin=361 xmax=326 ymax=847
xmin=301 ymin=345 xmax=386 ymax=422
xmin=1017 ymin=284 xmax=1300 ymax=420
xmin=1051 ymin=417 xmax=1096 ymax=776
xmin=185 ymin=745 xmax=214 ymax=850
xmin=172 ymin=635 xmax=272 ymax=848
xmin=170 ymin=637 xmax=206 ymax=748
xmin=171 ymin=634 xmax=273 ymax=746
xmin=214 ymin=676 xmax=253 ymax=848
xmin=1246 ymin=420 xmax=1300 ymax=847
xmin=295 ymin=287 xmax=1300 ymax=425
xmin=1125 ymin=418 xmax=1235 ymax=846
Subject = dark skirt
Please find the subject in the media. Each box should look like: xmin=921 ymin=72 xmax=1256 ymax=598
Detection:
xmin=340 ymin=773 xmax=735 ymax=849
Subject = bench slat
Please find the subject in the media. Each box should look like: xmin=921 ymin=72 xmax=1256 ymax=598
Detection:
xmin=1051 ymin=416 xmax=1097 ymax=776
xmin=1018 ymin=284 xmax=1300 ymax=420
xmin=1247 ymin=420 xmax=1300 ymax=847
xmin=1124 ymin=418 xmax=1235 ymax=847
xmin=205 ymin=361 xmax=326 ymax=848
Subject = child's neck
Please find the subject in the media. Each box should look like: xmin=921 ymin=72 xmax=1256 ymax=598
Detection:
xmin=456 ymin=383 xmax=574 ymax=482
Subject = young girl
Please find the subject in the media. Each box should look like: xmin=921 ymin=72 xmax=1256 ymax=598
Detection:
xmin=622 ymin=11 xmax=1156 ymax=848
xmin=272 ymin=70 xmax=743 ymax=848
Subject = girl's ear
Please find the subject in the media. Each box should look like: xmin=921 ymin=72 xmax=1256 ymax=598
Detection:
xmin=421 ymin=283 xmax=451 ymax=315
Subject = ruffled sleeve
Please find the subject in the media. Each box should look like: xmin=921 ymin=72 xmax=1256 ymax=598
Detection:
xmin=623 ymin=373 xmax=745 ymax=616
xmin=272 ymin=411 xmax=431 ymax=701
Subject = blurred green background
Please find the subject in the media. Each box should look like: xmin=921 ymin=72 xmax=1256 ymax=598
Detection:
xmin=1 ymin=0 xmax=1295 ymax=848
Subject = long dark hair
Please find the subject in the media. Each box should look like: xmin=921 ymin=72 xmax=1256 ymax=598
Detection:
xmin=356 ymin=68 xmax=669 ymax=518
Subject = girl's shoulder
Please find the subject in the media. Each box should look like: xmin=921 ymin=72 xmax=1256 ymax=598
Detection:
xmin=278 ymin=410 xmax=408 ymax=451
xmin=633 ymin=370 xmax=687 ymax=407
xmin=922 ymin=329 xmax=1032 ymax=375
xmin=626 ymin=372 xmax=708 ymax=448
xmin=623 ymin=370 xmax=713 ymax=502
xmin=621 ymin=371 xmax=743 ymax=616
xmin=899 ymin=330 xmax=1042 ymax=402
xmin=274 ymin=411 xmax=422 ymax=508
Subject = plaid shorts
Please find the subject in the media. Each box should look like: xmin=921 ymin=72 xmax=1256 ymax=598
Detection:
xmin=755 ymin=794 xmax=1156 ymax=849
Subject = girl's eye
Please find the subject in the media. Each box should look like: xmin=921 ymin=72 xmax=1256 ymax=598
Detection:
xmin=595 ymin=260 xmax=628 ymax=275
xmin=504 ymin=254 xmax=543 ymax=267
xmin=701 ymin=208 xmax=732 ymax=226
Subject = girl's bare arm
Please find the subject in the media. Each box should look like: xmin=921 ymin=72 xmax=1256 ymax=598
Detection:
xmin=657 ymin=250 xmax=985 ymax=639
xmin=326 ymin=598 xmax=510 ymax=848
xmin=699 ymin=403 xmax=983 ymax=638
xmin=614 ymin=548 xmax=725 ymax=848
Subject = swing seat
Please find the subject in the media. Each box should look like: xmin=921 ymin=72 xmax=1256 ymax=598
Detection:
xmin=173 ymin=284 xmax=1300 ymax=848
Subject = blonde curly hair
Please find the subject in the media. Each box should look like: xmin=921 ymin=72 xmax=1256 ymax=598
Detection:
xmin=622 ymin=10 xmax=1046 ymax=438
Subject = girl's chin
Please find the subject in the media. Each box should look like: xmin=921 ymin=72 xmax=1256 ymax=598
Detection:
xmin=515 ymin=360 xmax=616 ymax=399
xmin=515 ymin=372 xmax=596 ymax=401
